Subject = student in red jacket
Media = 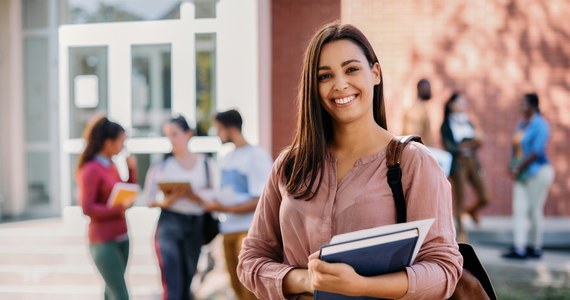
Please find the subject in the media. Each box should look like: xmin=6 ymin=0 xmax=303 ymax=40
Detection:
xmin=77 ymin=115 xmax=137 ymax=300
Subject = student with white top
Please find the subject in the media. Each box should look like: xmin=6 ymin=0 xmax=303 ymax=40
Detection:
xmin=204 ymin=109 xmax=272 ymax=300
xmin=441 ymin=92 xmax=489 ymax=241
xmin=142 ymin=116 xmax=212 ymax=300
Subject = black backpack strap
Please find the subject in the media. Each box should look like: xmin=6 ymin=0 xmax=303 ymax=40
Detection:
xmin=386 ymin=135 xmax=423 ymax=223
xmin=204 ymin=155 xmax=211 ymax=189
xmin=386 ymin=136 xmax=497 ymax=300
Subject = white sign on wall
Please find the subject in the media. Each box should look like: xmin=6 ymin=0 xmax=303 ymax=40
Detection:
xmin=73 ymin=75 xmax=99 ymax=108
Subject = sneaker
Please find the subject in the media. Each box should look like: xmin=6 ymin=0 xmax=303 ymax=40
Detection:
xmin=502 ymin=247 xmax=527 ymax=259
xmin=526 ymin=247 xmax=543 ymax=259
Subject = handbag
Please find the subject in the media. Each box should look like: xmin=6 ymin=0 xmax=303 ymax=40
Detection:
xmin=386 ymin=136 xmax=497 ymax=300
xmin=202 ymin=211 xmax=219 ymax=245
xmin=202 ymin=156 xmax=219 ymax=245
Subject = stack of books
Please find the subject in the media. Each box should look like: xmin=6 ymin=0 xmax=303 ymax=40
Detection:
xmin=314 ymin=219 xmax=434 ymax=300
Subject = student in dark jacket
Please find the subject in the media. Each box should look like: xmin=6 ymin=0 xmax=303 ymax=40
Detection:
xmin=441 ymin=92 xmax=489 ymax=241
xmin=77 ymin=115 xmax=137 ymax=300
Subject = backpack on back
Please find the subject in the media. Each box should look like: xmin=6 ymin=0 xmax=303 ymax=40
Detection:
xmin=385 ymin=136 xmax=496 ymax=300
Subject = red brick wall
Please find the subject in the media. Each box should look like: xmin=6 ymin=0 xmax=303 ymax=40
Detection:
xmin=271 ymin=0 xmax=341 ymax=157
xmin=341 ymin=0 xmax=570 ymax=215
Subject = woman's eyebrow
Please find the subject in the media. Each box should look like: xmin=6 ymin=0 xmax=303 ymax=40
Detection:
xmin=341 ymin=59 xmax=361 ymax=67
xmin=318 ymin=59 xmax=362 ymax=71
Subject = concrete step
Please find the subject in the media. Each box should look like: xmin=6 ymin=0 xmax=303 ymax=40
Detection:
xmin=0 ymin=284 xmax=161 ymax=300
xmin=0 ymin=264 xmax=159 ymax=285
xmin=0 ymin=249 xmax=156 ymax=266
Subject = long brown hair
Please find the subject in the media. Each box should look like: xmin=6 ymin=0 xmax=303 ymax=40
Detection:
xmin=279 ymin=22 xmax=387 ymax=200
xmin=77 ymin=115 xmax=125 ymax=171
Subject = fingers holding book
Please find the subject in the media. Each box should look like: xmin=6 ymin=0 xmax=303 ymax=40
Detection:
xmin=107 ymin=183 xmax=140 ymax=209
xmin=202 ymin=199 xmax=223 ymax=212
xmin=156 ymin=182 xmax=202 ymax=207
xmin=308 ymin=256 xmax=363 ymax=297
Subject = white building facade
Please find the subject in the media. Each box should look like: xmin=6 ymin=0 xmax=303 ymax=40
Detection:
xmin=0 ymin=0 xmax=271 ymax=219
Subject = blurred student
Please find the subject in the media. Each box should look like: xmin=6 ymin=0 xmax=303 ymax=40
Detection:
xmin=441 ymin=92 xmax=489 ymax=241
xmin=142 ymin=116 xmax=212 ymax=299
xmin=402 ymin=79 xmax=434 ymax=147
xmin=204 ymin=109 xmax=272 ymax=300
xmin=503 ymin=93 xmax=554 ymax=259
xmin=77 ymin=115 xmax=137 ymax=300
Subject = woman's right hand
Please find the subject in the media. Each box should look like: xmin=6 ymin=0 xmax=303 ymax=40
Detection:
xmin=121 ymin=199 xmax=135 ymax=209
xmin=126 ymin=154 xmax=137 ymax=171
xmin=152 ymin=190 xmax=184 ymax=208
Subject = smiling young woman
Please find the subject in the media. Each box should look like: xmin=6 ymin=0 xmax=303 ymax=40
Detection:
xmin=237 ymin=22 xmax=462 ymax=300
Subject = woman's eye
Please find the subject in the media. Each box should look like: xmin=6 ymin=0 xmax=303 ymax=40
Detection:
xmin=347 ymin=67 xmax=359 ymax=73
xmin=318 ymin=73 xmax=332 ymax=81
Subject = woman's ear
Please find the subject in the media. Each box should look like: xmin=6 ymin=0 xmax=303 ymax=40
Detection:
xmin=100 ymin=138 xmax=112 ymax=154
xmin=186 ymin=129 xmax=194 ymax=140
xmin=372 ymin=62 xmax=381 ymax=85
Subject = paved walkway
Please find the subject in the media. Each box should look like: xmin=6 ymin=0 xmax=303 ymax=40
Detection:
xmin=462 ymin=215 xmax=570 ymax=299
xmin=0 ymin=207 xmax=234 ymax=300
xmin=1 ymin=209 xmax=569 ymax=299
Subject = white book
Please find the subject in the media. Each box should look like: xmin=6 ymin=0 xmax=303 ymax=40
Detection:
xmin=321 ymin=228 xmax=419 ymax=257
xmin=329 ymin=218 xmax=434 ymax=264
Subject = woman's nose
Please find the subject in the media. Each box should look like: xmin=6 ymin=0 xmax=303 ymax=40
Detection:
xmin=333 ymin=76 xmax=349 ymax=91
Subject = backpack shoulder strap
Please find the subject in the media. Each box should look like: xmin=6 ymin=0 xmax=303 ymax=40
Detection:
xmin=386 ymin=136 xmax=497 ymax=300
xmin=386 ymin=135 xmax=423 ymax=223
xmin=204 ymin=155 xmax=212 ymax=189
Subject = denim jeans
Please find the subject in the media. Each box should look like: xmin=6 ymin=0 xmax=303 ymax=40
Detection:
xmin=155 ymin=210 xmax=204 ymax=300
xmin=89 ymin=239 xmax=130 ymax=300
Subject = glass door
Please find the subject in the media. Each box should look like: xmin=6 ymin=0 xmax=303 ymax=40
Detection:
xmin=59 ymin=1 xmax=261 ymax=208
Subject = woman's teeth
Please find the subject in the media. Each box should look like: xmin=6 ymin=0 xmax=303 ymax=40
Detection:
xmin=334 ymin=95 xmax=356 ymax=105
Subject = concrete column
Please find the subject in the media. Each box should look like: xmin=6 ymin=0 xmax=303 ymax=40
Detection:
xmin=0 ymin=0 xmax=6 ymax=216
xmin=0 ymin=0 xmax=27 ymax=217
xmin=257 ymin=0 xmax=272 ymax=154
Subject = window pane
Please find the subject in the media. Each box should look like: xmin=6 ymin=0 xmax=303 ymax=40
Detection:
xmin=133 ymin=153 xmax=164 ymax=190
xmin=195 ymin=33 xmax=216 ymax=136
xmin=195 ymin=0 xmax=217 ymax=19
xmin=27 ymin=152 xmax=51 ymax=207
xmin=68 ymin=46 xmax=108 ymax=139
xmin=131 ymin=44 xmax=172 ymax=138
xmin=24 ymin=37 xmax=50 ymax=142
xmin=66 ymin=0 xmax=182 ymax=24
xmin=23 ymin=0 xmax=49 ymax=29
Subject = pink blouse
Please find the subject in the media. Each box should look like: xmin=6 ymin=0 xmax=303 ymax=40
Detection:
xmin=237 ymin=142 xmax=462 ymax=299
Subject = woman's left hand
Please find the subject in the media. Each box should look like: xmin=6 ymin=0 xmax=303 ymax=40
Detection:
xmin=510 ymin=167 xmax=521 ymax=180
xmin=184 ymin=190 xmax=205 ymax=204
xmin=126 ymin=155 xmax=137 ymax=171
xmin=203 ymin=199 xmax=225 ymax=212
xmin=307 ymin=252 xmax=364 ymax=297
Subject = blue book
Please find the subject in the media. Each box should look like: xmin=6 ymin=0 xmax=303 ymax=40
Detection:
xmin=313 ymin=219 xmax=434 ymax=300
